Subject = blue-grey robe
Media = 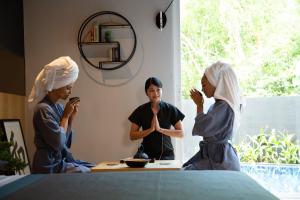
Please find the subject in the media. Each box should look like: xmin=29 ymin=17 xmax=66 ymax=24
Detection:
xmin=183 ymin=100 xmax=240 ymax=171
xmin=32 ymin=96 xmax=93 ymax=173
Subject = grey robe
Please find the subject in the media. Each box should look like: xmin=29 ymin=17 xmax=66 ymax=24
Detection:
xmin=32 ymin=96 xmax=91 ymax=173
xmin=183 ymin=100 xmax=240 ymax=171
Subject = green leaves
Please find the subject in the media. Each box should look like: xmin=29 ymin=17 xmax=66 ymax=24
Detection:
xmin=181 ymin=0 xmax=300 ymax=98
xmin=234 ymin=128 xmax=300 ymax=164
xmin=0 ymin=129 xmax=27 ymax=173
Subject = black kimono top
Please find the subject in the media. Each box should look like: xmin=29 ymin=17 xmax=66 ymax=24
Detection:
xmin=129 ymin=101 xmax=185 ymax=160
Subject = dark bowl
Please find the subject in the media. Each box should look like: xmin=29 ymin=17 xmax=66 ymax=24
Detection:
xmin=124 ymin=159 xmax=149 ymax=168
xmin=69 ymin=97 xmax=80 ymax=102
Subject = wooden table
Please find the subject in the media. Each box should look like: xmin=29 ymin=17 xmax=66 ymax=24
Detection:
xmin=91 ymin=160 xmax=182 ymax=172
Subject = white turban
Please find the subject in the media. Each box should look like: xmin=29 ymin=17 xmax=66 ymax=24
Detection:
xmin=205 ymin=61 xmax=244 ymax=134
xmin=28 ymin=56 xmax=79 ymax=103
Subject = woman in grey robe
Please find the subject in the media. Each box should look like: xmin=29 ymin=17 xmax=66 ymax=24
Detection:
xmin=183 ymin=61 xmax=244 ymax=171
xmin=28 ymin=56 xmax=94 ymax=173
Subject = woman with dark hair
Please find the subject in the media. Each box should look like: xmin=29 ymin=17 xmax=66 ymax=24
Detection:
xmin=128 ymin=77 xmax=185 ymax=160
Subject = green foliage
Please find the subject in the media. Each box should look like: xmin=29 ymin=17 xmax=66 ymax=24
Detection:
xmin=104 ymin=30 xmax=112 ymax=42
xmin=234 ymin=128 xmax=300 ymax=164
xmin=181 ymin=0 xmax=300 ymax=98
xmin=0 ymin=129 xmax=27 ymax=173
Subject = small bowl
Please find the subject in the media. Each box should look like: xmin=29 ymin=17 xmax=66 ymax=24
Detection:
xmin=70 ymin=96 xmax=80 ymax=101
xmin=124 ymin=159 xmax=149 ymax=168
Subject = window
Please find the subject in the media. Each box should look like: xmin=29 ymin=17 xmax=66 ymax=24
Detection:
xmin=180 ymin=0 xmax=300 ymax=198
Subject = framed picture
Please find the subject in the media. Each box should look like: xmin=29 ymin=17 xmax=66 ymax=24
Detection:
xmin=0 ymin=119 xmax=31 ymax=174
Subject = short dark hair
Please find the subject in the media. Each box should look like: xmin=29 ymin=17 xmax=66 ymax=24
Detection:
xmin=145 ymin=77 xmax=163 ymax=93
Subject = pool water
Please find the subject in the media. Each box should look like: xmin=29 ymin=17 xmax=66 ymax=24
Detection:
xmin=241 ymin=163 xmax=300 ymax=199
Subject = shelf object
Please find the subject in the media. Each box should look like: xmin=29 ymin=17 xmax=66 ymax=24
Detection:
xmin=77 ymin=11 xmax=137 ymax=70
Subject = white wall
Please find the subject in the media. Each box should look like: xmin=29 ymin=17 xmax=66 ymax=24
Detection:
xmin=24 ymin=0 xmax=181 ymax=163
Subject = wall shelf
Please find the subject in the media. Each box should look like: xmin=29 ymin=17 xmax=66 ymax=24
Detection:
xmin=77 ymin=11 xmax=137 ymax=71
xmin=80 ymin=42 xmax=120 ymax=45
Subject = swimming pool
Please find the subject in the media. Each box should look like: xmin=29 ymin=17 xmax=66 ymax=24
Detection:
xmin=241 ymin=163 xmax=300 ymax=199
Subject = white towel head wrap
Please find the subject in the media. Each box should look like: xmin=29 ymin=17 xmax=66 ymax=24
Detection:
xmin=28 ymin=56 xmax=79 ymax=103
xmin=204 ymin=61 xmax=244 ymax=135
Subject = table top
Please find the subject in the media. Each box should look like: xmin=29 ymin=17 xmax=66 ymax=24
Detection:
xmin=91 ymin=160 xmax=182 ymax=172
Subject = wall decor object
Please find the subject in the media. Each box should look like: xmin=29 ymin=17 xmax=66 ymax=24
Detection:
xmin=0 ymin=119 xmax=30 ymax=174
xmin=78 ymin=11 xmax=137 ymax=71
xmin=155 ymin=0 xmax=174 ymax=31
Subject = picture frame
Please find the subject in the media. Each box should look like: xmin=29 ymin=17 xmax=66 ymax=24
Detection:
xmin=0 ymin=119 xmax=31 ymax=174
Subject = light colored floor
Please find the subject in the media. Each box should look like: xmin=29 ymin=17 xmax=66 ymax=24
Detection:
xmin=276 ymin=193 xmax=300 ymax=200
xmin=0 ymin=175 xmax=26 ymax=187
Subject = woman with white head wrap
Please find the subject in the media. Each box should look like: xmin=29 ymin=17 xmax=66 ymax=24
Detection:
xmin=183 ymin=61 xmax=243 ymax=171
xmin=29 ymin=56 xmax=94 ymax=173
xmin=28 ymin=56 xmax=79 ymax=103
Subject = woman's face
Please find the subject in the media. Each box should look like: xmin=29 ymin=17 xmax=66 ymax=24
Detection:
xmin=146 ymin=84 xmax=162 ymax=103
xmin=53 ymin=83 xmax=74 ymax=100
xmin=201 ymin=75 xmax=215 ymax=98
